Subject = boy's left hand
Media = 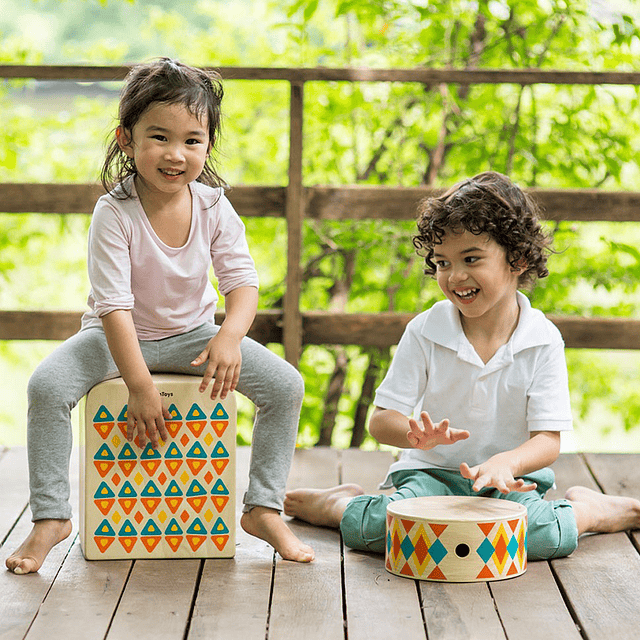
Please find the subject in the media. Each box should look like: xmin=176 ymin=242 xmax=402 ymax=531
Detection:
xmin=460 ymin=459 xmax=537 ymax=494
xmin=191 ymin=331 xmax=242 ymax=399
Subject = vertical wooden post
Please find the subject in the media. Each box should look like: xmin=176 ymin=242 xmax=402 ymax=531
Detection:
xmin=283 ymin=81 xmax=304 ymax=367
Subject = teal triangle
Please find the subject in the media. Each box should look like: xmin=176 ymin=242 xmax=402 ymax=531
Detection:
xmin=95 ymin=519 xmax=116 ymax=537
xmin=118 ymin=480 xmax=137 ymax=498
xmin=211 ymin=517 xmax=229 ymax=535
xmin=167 ymin=403 xmax=182 ymax=421
xmin=210 ymin=403 xmax=229 ymax=420
xmin=211 ymin=441 xmax=229 ymax=459
xmin=118 ymin=443 xmax=137 ymax=460
xmin=165 ymin=442 xmax=183 ymax=459
xmin=186 ymin=442 xmax=207 ymax=459
xmin=186 ymin=517 xmax=207 ymax=535
xmin=141 ymin=519 xmax=161 ymax=536
xmin=94 ymin=481 xmax=115 ymax=500
xmin=118 ymin=519 xmax=137 ymax=537
xmin=117 ymin=405 xmax=128 ymax=421
xmin=141 ymin=442 xmax=161 ymax=460
xmin=186 ymin=403 xmax=206 ymax=421
xmin=165 ymin=518 xmax=183 ymax=535
xmin=211 ymin=479 xmax=229 ymax=496
xmin=93 ymin=405 xmax=114 ymax=423
xmin=165 ymin=480 xmax=183 ymax=497
xmin=141 ymin=480 xmax=161 ymax=497
xmin=94 ymin=443 xmax=115 ymax=461
xmin=186 ymin=479 xmax=206 ymax=497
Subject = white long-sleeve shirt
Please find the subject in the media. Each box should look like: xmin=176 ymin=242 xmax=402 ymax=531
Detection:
xmin=81 ymin=177 xmax=259 ymax=340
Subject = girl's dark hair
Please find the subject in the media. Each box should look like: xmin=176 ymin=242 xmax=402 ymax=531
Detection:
xmin=101 ymin=58 xmax=224 ymax=197
xmin=413 ymin=171 xmax=552 ymax=289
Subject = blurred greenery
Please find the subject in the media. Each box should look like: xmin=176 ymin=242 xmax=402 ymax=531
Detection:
xmin=2 ymin=0 xmax=640 ymax=452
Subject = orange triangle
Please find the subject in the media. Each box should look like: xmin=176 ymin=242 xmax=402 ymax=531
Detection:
xmin=166 ymin=536 xmax=183 ymax=552
xmin=94 ymin=422 xmax=114 ymax=439
xmin=141 ymin=460 xmax=161 ymax=476
xmin=429 ymin=523 xmax=448 ymax=537
xmin=186 ymin=535 xmax=207 ymax=552
xmin=166 ymin=497 xmax=183 ymax=513
xmin=508 ymin=518 xmax=520 ymax=533
xmin=141 ymin=497 xmax=161 ymax=514
xmin=166 ymin=460 xmax=183 ymax=476
xmin=94 ymin=460 xmax=115 ymax=478
xmin=212 ymin=534 xmax=229 ymax=551
xmin=95 ymin=498 xmax=115 ymax=516
xmin=400 ymin=562 xmax=415 ymax=577
xmin=165 ymin=421 xmax=182 ymax=438
xmin=118 ymin=498 xmax=136 ymax=515
xmin=212 ymin=459 xmax=229 ymax=475
xmin=118 ymin=423 xmax=128 ymax=438
xmin=141 ymin=536 xmax=161 ymax=553
xmin=187 ymin=496 xmax=206 ymax=513
xmin=427 ymin=566 xmax=447 ymax=581
xmin=118 ymin=461 xmax=136 ymax=477
xmin=212 ymin=495 xmax=229 ymax=513
xmin=186 ymin=459 xmax=206 ymax=475
xmin=211 ymin=421 xmax=228 ymax=437
xmin=400 ymin=519 xmax=415 ymax=533
xmin=476 ymin=565 xmax=495 ymax=580
xmin=507 ymin=562 xmax=519 ymax=576
xmin=118 ymin=537 xmax=137 ymax=553
xmin=478 ymin=522 xmax=495 ymax=536
xmin=95 ymin=536 xmax=115 ymax=552
xmin=186 ymin=421 xmax=206 ymax=437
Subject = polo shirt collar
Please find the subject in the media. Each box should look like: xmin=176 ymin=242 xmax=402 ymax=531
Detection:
xmin=420 ymin=291 xmax=554 ymax=368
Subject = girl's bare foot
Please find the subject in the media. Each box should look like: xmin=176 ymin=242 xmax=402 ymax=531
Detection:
xmin=284 ymin=483 xmax=364 ymax=528
xmin=565 ymin=486 xmax=640 ymax=536
xmin=6 ymin=519 xmax=72 ymax=575
xmin=241 ymin=506 xmax=315 ymax=562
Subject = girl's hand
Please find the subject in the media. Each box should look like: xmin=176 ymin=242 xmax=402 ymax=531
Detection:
xmin=460 ymin=458 xmax=537 ymax=494
xmin=406 ymin=411 xmax=470 ymax=450
xmin=126 ymin=384 xmax=170 ymax=449
xmin=191 ymin=330 xmax=242 ymax=399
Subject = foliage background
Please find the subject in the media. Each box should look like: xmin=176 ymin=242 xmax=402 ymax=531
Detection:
xmin=1 ymin=0 xmax=640 ymax=452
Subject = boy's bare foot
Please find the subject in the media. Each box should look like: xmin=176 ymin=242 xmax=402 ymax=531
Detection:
xmin=241 ymin=506 xmax=315 ymax=562
xmin=565 ymin=486 xmax=640 ymax=536
xmin=5 ymin=519 xmax=72 ymax=575
xmin=284 ymin=484 xmax=364 ymax=528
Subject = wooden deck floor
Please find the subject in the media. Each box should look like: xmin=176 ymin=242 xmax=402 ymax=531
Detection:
xmin=1 ymin=446 xmax=640 ymax=640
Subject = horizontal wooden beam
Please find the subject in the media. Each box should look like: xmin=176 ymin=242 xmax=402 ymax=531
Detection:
xmin=3 ymin=183 xmax=640 ymax=222
xmin=2 ymin=310 xmax=639 ymax=350
xmin=2 ymin=66 xmax=640 ymax=86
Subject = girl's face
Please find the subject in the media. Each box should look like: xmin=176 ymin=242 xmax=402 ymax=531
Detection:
xmin=432 ymin=230 xmax=523 ymax=328
xmin=117 ymin=102 xmax=211 ymax=199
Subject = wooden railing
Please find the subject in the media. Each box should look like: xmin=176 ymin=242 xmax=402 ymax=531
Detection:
xmin=2 ymin=65 xmax=640 ymax=364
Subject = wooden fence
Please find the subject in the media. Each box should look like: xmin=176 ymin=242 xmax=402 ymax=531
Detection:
xmin=2 ymin=65 xmax=640 ymax=365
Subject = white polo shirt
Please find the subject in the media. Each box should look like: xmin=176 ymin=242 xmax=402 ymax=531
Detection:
xmin=374 ymin=292 xmax=572 ymax=482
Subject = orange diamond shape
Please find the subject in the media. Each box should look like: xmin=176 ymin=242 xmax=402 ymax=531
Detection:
xmin=180 ymin=510 xmax=190 ymax=523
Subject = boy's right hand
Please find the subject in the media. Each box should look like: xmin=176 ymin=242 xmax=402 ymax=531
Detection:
xmin=407 ymin=411 xmax=470 ymax=450
xmin=126 ymin=385 xmax=170 ymax=449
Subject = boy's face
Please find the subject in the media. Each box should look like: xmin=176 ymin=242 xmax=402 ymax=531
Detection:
xmin=432 ymin=230 xmax=523 ymax=327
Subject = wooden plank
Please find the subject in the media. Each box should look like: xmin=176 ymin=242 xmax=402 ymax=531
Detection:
xmin=4 ymin=183 xmax=640 ymax=223
xmin=0 ymin=448 xmax=29 ymax=544
xmin=4 ymin=309 xmax=640 ymax=350
xmin=2 ymin=65 xmax=640 ymax=85
xmin=188 ymin=447 xmax=274 ymax=639
xmin=282 ymin=82 xmax=305 ymax=367
xmin=341 ymin=449 xmax=426 ymax=640
xmin=549 ymin=454 xmax=640 ymax=639
xmin=0 ymin=183 xmax=285 ymax=217
xmin=269 ymin=448 xmax=343 ymax=640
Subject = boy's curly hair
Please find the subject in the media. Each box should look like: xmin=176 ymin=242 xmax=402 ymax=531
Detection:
xmin=412 ymin=171 xmax=552 ymax=289
xmin=101 ymin=58 xmax=225 ymax=198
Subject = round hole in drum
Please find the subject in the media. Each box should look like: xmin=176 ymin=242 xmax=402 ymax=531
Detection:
xmin=455 ymin=543 xmax=470 ymax=558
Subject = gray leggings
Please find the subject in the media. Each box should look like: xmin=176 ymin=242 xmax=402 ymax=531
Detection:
xmin=27 ymin=323 xmax=304 ymax=521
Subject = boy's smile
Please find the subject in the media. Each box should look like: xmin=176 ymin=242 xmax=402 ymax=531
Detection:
xmin=433 ymin=230 xmax=523 ymax=332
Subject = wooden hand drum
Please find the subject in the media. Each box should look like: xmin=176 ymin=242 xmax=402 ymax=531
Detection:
xmin=386 ymin=496 xmax=527 ymax=582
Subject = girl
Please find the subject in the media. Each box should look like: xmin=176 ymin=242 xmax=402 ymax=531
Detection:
xmin=285 ymin=172 xmax=640 ymax=559
xmin=7 ymin=58 xmax=314 ymax=574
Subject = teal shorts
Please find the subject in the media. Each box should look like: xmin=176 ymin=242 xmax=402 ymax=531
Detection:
xmin=340 ymin=467 xmax=578 ymax=561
